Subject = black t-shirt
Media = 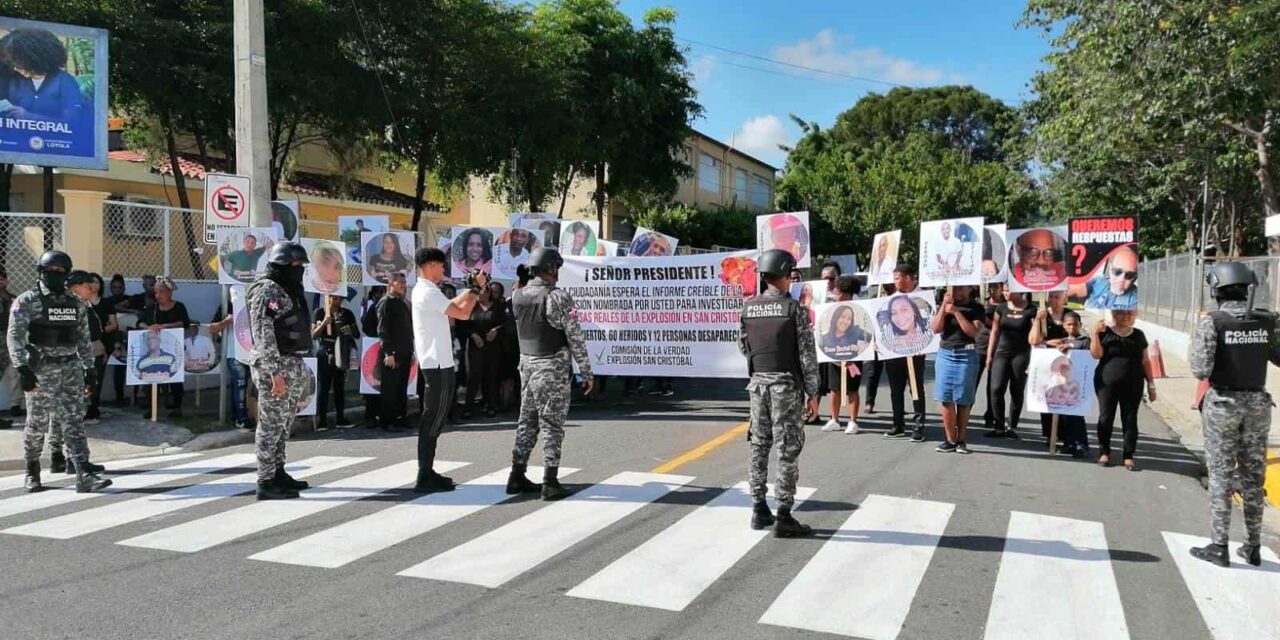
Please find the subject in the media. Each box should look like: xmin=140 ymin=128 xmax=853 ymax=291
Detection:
xmin=939 ymin=300 xmax=985 ymax=349
xmin=466 ymin=302 xmax=505 ymax=349
xmin=1043 ymin=318 xmax=1069 ymax=342
xmin=91 ymin=298 xmax=116 ymax=345
xmin=1095 ymin=328 xmax=1149 ymax=387
xmin=976 ymin=302 xmax=998 ymax=352
xmin=139 ymin=302 xmax=191 ymax=329
xmin=995 ymin=302 xmax=1037 ymax=356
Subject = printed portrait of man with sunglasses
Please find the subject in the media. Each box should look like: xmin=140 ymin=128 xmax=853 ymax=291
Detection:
xmin=1011 ymin=228 xmax=1068 ymax=291
xmin=1068 ymin=245 xmax=1139 ymax=310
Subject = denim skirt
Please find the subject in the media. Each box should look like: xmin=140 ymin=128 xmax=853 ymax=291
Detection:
xmin=933 ymin=346 xmax=980 ymax=405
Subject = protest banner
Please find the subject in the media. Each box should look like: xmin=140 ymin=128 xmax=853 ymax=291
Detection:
xmin=813 ymin=300 xmax=877 ymax=363
xmin=338 ymin=215 xmax=388 ymax=266
xmin=361 ymin=231 xmax=416 ymax=286
xmin=271 ymin=200 xmax=300 ymax=242
xmin=493 ymin=227 xmax=539 ymax=280
xmin=919 ymin=217 xmax=984 ymax=287
xmin=561 ymin=221 xmax=601 ymax=257
xmin=867 ymin=230 xmax=901 ymax=285
xmin=1007 ymin=226 xmax=1069 ymax=293
xmin=0 ymin=18 xmax=109 ymax=170
xmin=558 ymin=251 xmax=754 ymax=377
xmin=216 ymin=227 xmax=275 ymax=286
xmin=297 ymin=358 xmax=318 ymax=417
xmin=451 ymin=226 xmax=499 ymax=277
xmin=1026 ymin=349 xmax=1098 ymax=417
xmin=757 ymin=212 xmax=811 ymax=268
xmin=126 ymin=328 xmax=185 ymax=386
xmin=302 ymin=238 xmax=347 ymax=295
xmin=628 ymin=227 xmax=679 ymax=257
xmin=870 ymin=290 xmax=940 ymax=359
xmin=982 ymin=224 xmax=1009 ymax=284
xmin=1067 ymin=216 xmax=1139 ymax=310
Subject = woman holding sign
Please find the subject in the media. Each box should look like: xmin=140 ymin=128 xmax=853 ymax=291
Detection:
xmin=818 ymin=277 xmax=869 ymax=434
xmin=1089 ymin=310 xmax=1156 ymax=470
xmin=930 ymin=286 xmax=985 ymax=454
xmin=984 ymin=292 xmax=1036 ymax=438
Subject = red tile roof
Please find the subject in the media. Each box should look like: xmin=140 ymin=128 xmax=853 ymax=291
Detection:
xmin=107 ymin=150 xmax=441 ymax=211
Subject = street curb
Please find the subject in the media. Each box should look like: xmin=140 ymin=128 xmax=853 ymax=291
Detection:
xmin=0 ymin=428 xmax=253 ymax=472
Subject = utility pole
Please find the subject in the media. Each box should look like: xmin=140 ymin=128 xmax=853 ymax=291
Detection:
xmin=234 ymin=0 xmax=272 ymax=228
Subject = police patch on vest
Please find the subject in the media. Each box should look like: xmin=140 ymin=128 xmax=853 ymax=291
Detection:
xmin=45 ymin=306 xmax=78 ymax=323
xmin=1224 ymin=328 xmax=1271 ymax=345
xmin=742 ymin=301 xmax=787 ymax=319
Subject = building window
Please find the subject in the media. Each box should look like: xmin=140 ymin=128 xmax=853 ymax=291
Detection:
xmin=698 ymin=152 xmax=721 ymax=193
xmin=749 ymin=174 xmax=772 ymax=209
xmin=733 ymin=168 xmax=748 ymax=204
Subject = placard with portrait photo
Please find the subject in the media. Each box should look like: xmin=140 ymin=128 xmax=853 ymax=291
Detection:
xmin=296 ymin=357 xmax=318 ymax=417
xmin=182 ymin=325 xmax=221 ymax=376
xmin=302 ymin=238 xmax=348 ymax=295
xmin=450 ymin=226 xmax=500 ymax=277
xmin=870 ymin=290 xmax=940 ymax=359
xmin=629 ymin=227 xmax=679 ymax=257
xmin=756 ymin=211 xmax=811 ymax=268
xmin=867 ymin=230 xmax=901 ymax=285
xmin=919 ymin=217 xmax=984 ymax=287
xmin=361 ymin=231 xmax=416 ymax=286
xmin=1026 ymin=348 xmax=1098 ymax=416
xmin=125 ymin=328 xmax=185 ymax=386
xmin=216 ymin=227 xmax=276 ymax=286
xmin=493 ymin=227 xmax=541 ymax=280
xmin=338 ymin=215 xmax=388 ymax=266
xmin=813 ymin=300 xmax=877 ymax=362
xmin=560 ymin=221 xmax=600 ymax=258
xmin=982 ymin=224 xmax=1009 ymax=284
xmin=1007 ymin=226 xmax=1069 ymax=293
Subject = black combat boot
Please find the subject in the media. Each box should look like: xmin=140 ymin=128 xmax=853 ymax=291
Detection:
xmin=1190 ymin=542 xmax=1230 ymax=567
xmin=273 ymin=465 xmax=309 ymax=491
xmin=774 ymin=507 xmax=813 ymax=538
xmin=412 ymin=468 xmax=457 ymax=494
xmin=24 ymin=460 xmax=42 ymax=493
xmin=505 ymin=462 xmax=542 ymax=495
xmin=50 ymin=450 xmax=66 ymax=474
xmin=256 ymin=480 xmax=299 ymax=500
xmin=541 ymin=466 xmax=571 ymax=501
xmin=1237 ymin=543 xmax=1262 ymax=567
xmin=750 ymin=501 xmax=775 ymax=530
xmin=73 ymin=460 xmax=112 ymax=493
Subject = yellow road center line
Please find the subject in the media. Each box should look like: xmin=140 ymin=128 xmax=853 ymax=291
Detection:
xmin=1265 ymin=449 xmax=1280 ymax=509
xmin=651 ymin=422 xmax=749 ymax=474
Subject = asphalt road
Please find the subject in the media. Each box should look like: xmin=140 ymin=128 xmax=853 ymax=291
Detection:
xmin=0 ymin=378 xmax=1276 ymax=640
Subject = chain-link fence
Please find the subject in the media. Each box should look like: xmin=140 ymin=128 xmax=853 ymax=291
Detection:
xmin=0 ymin=213 xmax=66 ymax=291
xmin=102 ymin=200 xmax=211 ymax=282
xmin=1136 ymin=252 xmax=1280 ymax=334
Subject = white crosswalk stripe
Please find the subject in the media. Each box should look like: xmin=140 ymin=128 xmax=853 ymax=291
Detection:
xmin=984 ymin=512 xmax=1129 ymax=640
xmin=398 ymin=471 xmax=693 ymax=588
xmin=759 ymin=494 xmax=955 ymax=640
xmin=116 ymin=460 xmax=461 ymax=552
xmin=0 ymin=453 xmax=257 ymax=521
xmin=2 ymin=456 xmax=367 ymax=539
xmin=250 ymin=466 xmax=575 ymax=569
xmin=567 ymin=481 xmax=816 ymax=611
xmin=0 ymin=453 xmax=202 ymax=492
xmin=1162 ymin=532 xmax=1280 ymax=640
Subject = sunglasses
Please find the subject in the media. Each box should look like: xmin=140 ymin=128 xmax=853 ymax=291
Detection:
xmin=1110 ymin=268 xmax=1137 ymax=282
xmin=1018 ymin=247 xmax=1062 ymax=261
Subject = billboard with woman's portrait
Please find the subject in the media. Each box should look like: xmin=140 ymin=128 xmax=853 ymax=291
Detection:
xmin=216 ymin=227 xmax=275 ymax=285
xmin=362 ymin=231 xmax=416 ymax=286
xmin=871 ymin=290 xmax=940 ymax=359
xmin=0 ymin=18 xmax=109 ymax=170
xmin=450 ymin=226 xmax=498 ymax=277
xmin=125 ymin=328 xmax=185 ymax=386
xmin=813 ymin=301 xmax=876 ymax=362
xmin=302 ymin=238 xmax=347 ymax=295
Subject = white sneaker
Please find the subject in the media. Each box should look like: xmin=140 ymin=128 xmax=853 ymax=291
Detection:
xmin=821 ymin=419 xmax=842 ymax=432
xmin=844 ymin=420 xmax=860 ymax=435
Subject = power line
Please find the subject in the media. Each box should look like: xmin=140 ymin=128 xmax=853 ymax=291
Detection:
xmin=679 ymin=36 xmax=906 ymax=89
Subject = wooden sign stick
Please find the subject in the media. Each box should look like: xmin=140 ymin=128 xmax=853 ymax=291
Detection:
xmin=151 ymin=384 xmax=158 ymax=423
xmin=1049 ymin=414 xmax=1060 ymax=456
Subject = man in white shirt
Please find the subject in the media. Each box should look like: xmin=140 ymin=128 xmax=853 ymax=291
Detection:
xmin=410 ymin=247 xmax=487 ymax=493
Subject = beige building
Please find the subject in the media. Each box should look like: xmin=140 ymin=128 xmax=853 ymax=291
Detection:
xmin=455 ymin=129 xmax=778 ymax=242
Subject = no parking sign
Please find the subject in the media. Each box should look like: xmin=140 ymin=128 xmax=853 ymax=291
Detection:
xmin=204 ymin=173 xmax=252 ymax=243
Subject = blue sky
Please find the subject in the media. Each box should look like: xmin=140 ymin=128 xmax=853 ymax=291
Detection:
xmin=617 ymin=0 xmax=1050 ymax=169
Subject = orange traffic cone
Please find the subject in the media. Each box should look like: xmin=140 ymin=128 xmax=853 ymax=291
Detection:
xmin=1149 ymin=340 xmax=1167 ymax=379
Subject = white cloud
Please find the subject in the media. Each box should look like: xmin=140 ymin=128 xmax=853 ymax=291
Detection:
xmin=734 ymin=115 xmax=792 ymax=163
xmin=690 ymin=54 xmax=716 ymax=87
xmin=773 ymin=29 xmax=945 ymax=86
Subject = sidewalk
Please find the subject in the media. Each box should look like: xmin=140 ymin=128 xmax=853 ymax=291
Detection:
xmin=1137 ymin=320 xmax=1280 ymax=509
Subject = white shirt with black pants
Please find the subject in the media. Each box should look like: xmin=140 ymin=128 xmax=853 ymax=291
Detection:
xmin=411 ymin=279 xmax=456 ymax=477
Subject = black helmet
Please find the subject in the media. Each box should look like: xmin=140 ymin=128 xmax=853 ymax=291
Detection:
xmin=37 ymin=250 xmax=72 ymax=273
xmin=267 ymin=241 xmax=309 ymax=266
xmin=528 ymin=247 xmax=563 ymax=273
xmin=757 ymin=249 xmax=797 ymax=278
xmin=1206 ymin=261 xmax=1255 ymax=290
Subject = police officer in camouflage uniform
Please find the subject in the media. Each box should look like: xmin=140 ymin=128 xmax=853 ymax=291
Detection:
xmin=10 ymin=251 xmax=109 ymax=493
xmin=506 ymin=248 xmax=593 ymax=501
xmin=1189 ymin=261 xmax=1280 ymax=568
xmin=740 ymin=249 xmax=820 ymax=537
xmin=247 ymin=242 xmax=314 ymax=501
